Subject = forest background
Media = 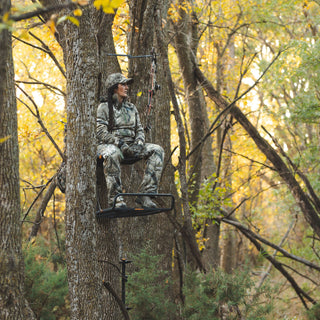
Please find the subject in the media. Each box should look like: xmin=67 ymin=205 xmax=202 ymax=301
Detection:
xmin=1 ymin=0 xmax=320 ymax=319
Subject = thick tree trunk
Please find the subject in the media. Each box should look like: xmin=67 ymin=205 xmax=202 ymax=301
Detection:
xmin=52 ymin=4 xmax=118 ymax=319
xmin=119 ymin=0 xmax=176 ymax=271
xmin=174 ymin=4 xmax=205 ymax=205
xmin=0 ymin=1 xmax=35 ymax=318
xmin=173 ymin=2 xmax=219 ymax=269
xmin=155 ymin=7 xmax=206 ymax=273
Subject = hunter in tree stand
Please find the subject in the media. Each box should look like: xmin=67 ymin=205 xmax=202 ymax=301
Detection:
xmin=96 ymin=73 xmax=164 ymax=208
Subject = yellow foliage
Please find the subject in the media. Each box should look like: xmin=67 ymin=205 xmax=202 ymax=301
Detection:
xmin=76 ymin=0 xmax=89 ymax=5
xmin=196 ymin=230 xmax=209 ymax=251
xmin=13 ymin=15 xmax=66 ymax=222
xmin=46 ymin=19 xmax=56 ymax=34
xmin=0 ymin=136 xmax=11 ymax=144
xmin=73 ymin=8 xmax=83 ymax=16
xmin=93 ymin=0 xmax=124 ymax=14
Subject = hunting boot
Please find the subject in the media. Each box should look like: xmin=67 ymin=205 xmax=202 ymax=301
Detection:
xmin=136 ymin=195 xmax=157 ymax=208
xmin=114 ymin=195 xmax=127 ymax=208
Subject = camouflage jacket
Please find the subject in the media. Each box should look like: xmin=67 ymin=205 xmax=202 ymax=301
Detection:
xmin=97 ymin=98 xmax=145 ymax=146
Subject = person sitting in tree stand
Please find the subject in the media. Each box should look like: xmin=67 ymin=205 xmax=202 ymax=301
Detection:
xmin=97 ymin=73 xmax=164 ymax=208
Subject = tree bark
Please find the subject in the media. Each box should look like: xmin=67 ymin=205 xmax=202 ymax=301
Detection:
xmin=0 ymin=0 xmax=35 ymax=317
xmin=155 ymin=7 xmax=206 ymax=273
xmin=173 ymin=2 xmax=206 ymax=205
xmin=50 ymin=4 xmax=116 ymax=318
xmin=172 ymin=1 xmax=219 ymax=269
xmin=120 ymin=0 xmax=176 ymax=269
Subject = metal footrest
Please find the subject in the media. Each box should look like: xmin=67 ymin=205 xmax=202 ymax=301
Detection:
xmin=96 ymin=193 xmax=174 ymax=221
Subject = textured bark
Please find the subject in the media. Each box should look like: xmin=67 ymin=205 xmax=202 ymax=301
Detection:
xmin=172 ymin=2 xmax=219 ymax=269
xmin=43 ymin=3 xmax=120 ymax=318
xmin=120 ymin=0 xmax=176 ymax=271
xmin=173 ymin=4 xmax=206 ymax=205
xmin=155 ymin=8 xmax=206 ymax=273
xmin=0 ymin=0 xmax=35 ymax=318
xmin=62 ymin=11 xmax=106 ymax=319
xmin=95 ymin=12 xmax=123 ymax=320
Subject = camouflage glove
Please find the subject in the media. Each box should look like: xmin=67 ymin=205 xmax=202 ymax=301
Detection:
xmin=118 ymin=140 xmax=130 ymax=156
xmin=118 ymin=140 xmax=144 ymax=158
xmin=122 ymin=144 xmax=143 ymax=158
xmin=128 ymin=143 xmax=144 ymax=155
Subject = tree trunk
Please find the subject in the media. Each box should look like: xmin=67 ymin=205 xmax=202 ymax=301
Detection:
xmin=173 ymin=3 xmax=205 ymax=205
xmin=155 ymin=6 xmax=206 ymax=273
xmin=95 ymin=11 xmax=124 ymax=320
xmin=0 ymin=1 xmax=35 ymax=317
xmin=53 ymin=4 xmax=117 ymax=319
xmin=111 ymin=0 xmax=177 ymax=287
xmin=172 ymin=1 xmax=219 ymax=269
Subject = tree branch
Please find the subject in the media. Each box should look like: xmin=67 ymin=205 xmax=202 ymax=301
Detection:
xmin=220 ymin=216 xmax=320 ymax=272
xmin=256 ymin=220 xmax=295 ymax=289
xmin=102 ymin=281 xmax=131 ymax=320
xmin=16 ymin=84 xmax=66 ymax=161
xmin=15 ymin=80 xmax=65 ymax=97
xmin=194 ymin=56 xmax=320 ymax=238
xmin=28 ymin=175 xmax=57 ymax=239
xmin=29 ymin=31 xmax=66 ymax=78
xmin=9 ymin=2 xmax=78 ymax=22
xmin=22 ymin=176 xmax=54 ymax=223
xmin=221 ymin=216 xmax=317 ymax=308
xmin=262 ymin=125 xmax=320 ymax=213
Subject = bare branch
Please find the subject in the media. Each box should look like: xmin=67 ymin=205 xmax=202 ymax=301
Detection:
xmin=28 ymin=175 xmax=58 ymax=239
xmin=13 ymin=33 xmax=66 ymax=78
xmin=16 ymin=80 xmax=65 ymax=97
xmin=102 ymin=282 xmax=131 ymax=320
xmin=256 ymin=220 xmax=295 ymax=289
xmin=221 ymin=215 xmax=317 ymax=308
xmin=220 ymin=215 xmax=320 ymax=272
xmin=22 ymin=176 xmax=54 ymax=223
xmin=9 ymin=2 xmax=78 ymax=22
xmin=262 ymin=125 xmax=320 ymax=213
xmin=16 ymin=84 xmax=66 ymax=161
xmin=29 ymin=31 xmax=66 ymax=78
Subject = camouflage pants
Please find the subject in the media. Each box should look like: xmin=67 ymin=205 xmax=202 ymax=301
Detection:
xmin=97 ymin=143 xmax=164 ymax=205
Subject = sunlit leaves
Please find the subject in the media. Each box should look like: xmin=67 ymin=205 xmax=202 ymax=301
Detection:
xmin=168 ymin=0 xmax=193 ymax=23
xmin=56 ymin=15 xmax=79 ymax=27
xmin=93 ymin=0 xmax=124 ymax=14
xmin=191 ymin=174 xmax=232 ymax=223
xmin=73 ymin=8 xmax=82 ymax=16
xmin=13 ymin=14 xmax=66 ymax=220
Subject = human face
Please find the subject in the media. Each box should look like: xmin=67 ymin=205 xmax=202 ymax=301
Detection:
xmin=114 ymin=83 xmax=129 ymax=102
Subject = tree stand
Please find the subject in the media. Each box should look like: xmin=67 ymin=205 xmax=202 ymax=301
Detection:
xmin=96 ymin=193 xmax=174 ymax=222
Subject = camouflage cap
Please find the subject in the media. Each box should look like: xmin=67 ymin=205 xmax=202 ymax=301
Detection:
xmin=106 ymin=73 xmax=133 ymax=90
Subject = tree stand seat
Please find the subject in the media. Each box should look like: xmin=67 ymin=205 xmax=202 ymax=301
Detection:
xmin=96 ymin=193 xmax=174 ymax=222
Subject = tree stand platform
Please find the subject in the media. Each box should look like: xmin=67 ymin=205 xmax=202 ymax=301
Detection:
xmin=96 ymin=193 xmax=174 ymax=221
